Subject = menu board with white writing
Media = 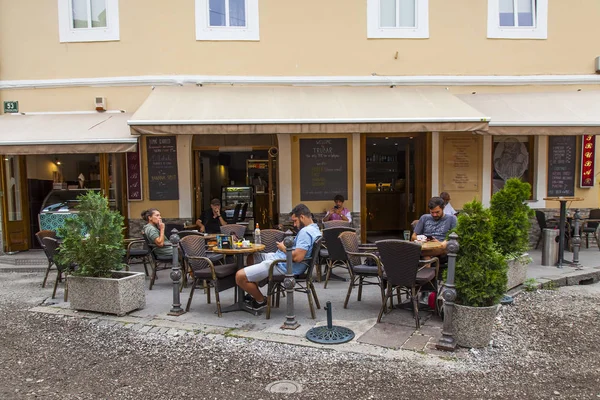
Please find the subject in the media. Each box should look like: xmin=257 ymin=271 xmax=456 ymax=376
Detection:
xmin=300 ymin=138 xmax=348 ymax=201
xmin=547 ymin=136 xmax=576 ymax=197
xmin=442 ymin=137 xmax=479 ymax=191
xmin=147 ymin=136 xmax=179 ymax=201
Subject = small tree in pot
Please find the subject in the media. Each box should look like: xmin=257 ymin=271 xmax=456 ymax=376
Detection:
xmin=452 ymin=200 xmax=507 ymax=347
xmin=490 ymin=178 xmax=534 ymax=289
xmin=56 ymin=191 xmax=145 ymax=316
xmin=57 ymin=191 xmax=125 ymax=277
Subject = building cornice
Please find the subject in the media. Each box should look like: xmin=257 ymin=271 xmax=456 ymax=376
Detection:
xmin=2 ymin=74 xmax=600 ymax=90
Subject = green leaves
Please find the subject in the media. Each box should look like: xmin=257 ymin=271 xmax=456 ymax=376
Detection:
xmin=454 ymin=200 xmax=508 ymax=307
xmin=490 ymin=178 xmax=534 ymax=257
xmin=55 ymin=191 xmax=125 ymax=278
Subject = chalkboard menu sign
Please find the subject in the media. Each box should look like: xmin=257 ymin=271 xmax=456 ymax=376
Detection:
xmin=547 ymin=136 xmax=576 ymax=197
xmin=300 ymin=138 xmax=348 ymax=201
xmin=126 ymin=148 xmax=142 ymax=201
xmin=146 ymin=136 xmax=179 ymax=200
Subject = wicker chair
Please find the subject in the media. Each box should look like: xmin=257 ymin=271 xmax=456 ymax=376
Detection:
xmin=35 ymin=230 xmax=58 ymax=288
xmin=220 ymin=224 xmax=247 ymax=240
xmin=125 ymin=238 xmax=151 ymax=276
xmin=265 ymin=237 xmax=323 ymax=319
xmin=321 ymin=226 xmax=356 ymax=288
xmin=41 ymin=237 xmax=71 ymax=301
xmin=260 ymin=229 xmax=285 ymax=251
xmin=338 ymin=231 xmax=385 ymax=309
xmin=323 ymin=220 xmax=352 ymax=229
xmin=581 ymin=209 xmax=600 ymax=248
xmin=179 ymin=235 xmax=237 ymax=317
xmin=142 ymin=232 xmax=173 ymax=290
xmin=375 ymin=239 xmax=439 ymax=329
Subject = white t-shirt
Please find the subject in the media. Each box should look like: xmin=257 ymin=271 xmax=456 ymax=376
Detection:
xmin=444 ymin=202 xmax=456 ymax=216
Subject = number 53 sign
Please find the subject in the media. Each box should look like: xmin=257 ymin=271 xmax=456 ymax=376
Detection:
xmin=3 ymin=101 xmax=18 ymax=113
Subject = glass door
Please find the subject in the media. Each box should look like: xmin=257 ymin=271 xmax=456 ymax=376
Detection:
xmin=1 ymin=155 xmax=30 ymax=252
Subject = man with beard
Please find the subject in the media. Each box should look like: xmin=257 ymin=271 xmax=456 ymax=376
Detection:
xmin=235 ymin=203 xmax=321 ymax=310
xmin=412 ymin=196 xmax=457 ymax=257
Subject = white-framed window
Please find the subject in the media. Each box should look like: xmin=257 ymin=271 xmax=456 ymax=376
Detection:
xmin=487 ymin=0 xmax=548 ymax=39
xmin=58 ymin=0 xmax=120 ymax=43
xmin=195 ymin=0 xmax=259 ymax=41
xmin=367 ymin=0 xmax=429 ymax=39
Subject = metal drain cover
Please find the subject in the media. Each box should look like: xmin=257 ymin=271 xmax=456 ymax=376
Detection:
xmin=306 ymin=325 xmax=355 ymax=344
xmin=266 ymin=380 xmax=302 ymax=394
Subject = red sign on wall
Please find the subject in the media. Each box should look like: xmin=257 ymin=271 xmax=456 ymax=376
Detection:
xmin=126 ymin=148 xmax=143 ymax=201
xmin=580 ymin=135 xmax=595 ymax=188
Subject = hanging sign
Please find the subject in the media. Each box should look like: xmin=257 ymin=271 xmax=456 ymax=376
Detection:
xmin=126 ymin=148 xmax=143 ymax=201
xmin=580 ymin=135 xmax=595 ymax=188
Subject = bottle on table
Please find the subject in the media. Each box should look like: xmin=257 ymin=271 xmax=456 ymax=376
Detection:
xmin=254 ymin=223 xmax=261 ymax=245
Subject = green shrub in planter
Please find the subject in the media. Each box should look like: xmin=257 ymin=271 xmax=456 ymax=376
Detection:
xmin=454 ymin=200 xmax=508 ymax=307
xmin=56 ymin=191 xmax=125 ymax=278
xmin=490 ymin=178 xmax=534 ymax=258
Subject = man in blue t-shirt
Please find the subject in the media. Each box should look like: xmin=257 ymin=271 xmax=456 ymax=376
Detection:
xmin=412 ymin=196 xmax=457 ymax=257
xmin=235 ymin=203 xmax=321 ymax=310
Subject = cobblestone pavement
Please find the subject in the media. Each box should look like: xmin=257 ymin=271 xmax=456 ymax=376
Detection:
xmin=1 ymin=272 xmax=599 ymax=399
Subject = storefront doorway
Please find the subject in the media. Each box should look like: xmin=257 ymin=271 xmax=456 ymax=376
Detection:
xmin=361 ymin=134 xmax=429 ymax=242
xmin=193 ymin=146 xmax=279 ymax=230
xmin=1 ymin=156 xmax=30 ymax=252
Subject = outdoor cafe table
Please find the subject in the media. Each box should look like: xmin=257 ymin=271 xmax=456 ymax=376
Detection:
xmin=544 ymin=197 xmax=584 ymax=268
xmin=210 ymin=243 xmax=265 ymax=314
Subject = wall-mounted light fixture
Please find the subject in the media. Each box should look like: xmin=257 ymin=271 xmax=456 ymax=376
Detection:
xmin=54 ymin=157 xmax=61 ymax=166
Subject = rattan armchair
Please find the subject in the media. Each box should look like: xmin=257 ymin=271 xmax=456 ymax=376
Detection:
xmin=375 ymin=239 xmax=439 ymax=329
xmin=179 ymin=235 xmax=237 ymax=317
xmin=338 ymin=231 xmax=385 ymax=309
xmin=36 ymin=230 xmax=58 ymax=288
xmin=265 ymin=237 xmax=323 ymax=319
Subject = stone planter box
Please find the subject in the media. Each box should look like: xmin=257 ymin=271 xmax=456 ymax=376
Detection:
xmin=506 ymin=253 xmax=531 ymax=290
xmin=67 ymin=271 xmax=146 ymax=316
xmin=452 ymin=303 xmax=499 ymax=348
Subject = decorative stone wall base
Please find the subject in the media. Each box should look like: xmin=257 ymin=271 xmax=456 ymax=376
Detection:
xmin=528 ymin=208 xmax=598 ymax=249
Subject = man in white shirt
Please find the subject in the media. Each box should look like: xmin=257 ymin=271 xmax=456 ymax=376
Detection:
xmin=440 ymin=192 xmax=456 ymax=216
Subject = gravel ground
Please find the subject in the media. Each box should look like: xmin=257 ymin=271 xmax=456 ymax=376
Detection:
xmin=0 ymin=272 xmax=599 ymax=399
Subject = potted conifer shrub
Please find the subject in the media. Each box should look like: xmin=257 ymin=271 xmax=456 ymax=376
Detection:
xmin=452 ymin=200 xmax=508 ymax=348
xmin=56 ymin=191 xmax=145 ymax=316
xmin=490 ymin=178 xmax=534 ymax=290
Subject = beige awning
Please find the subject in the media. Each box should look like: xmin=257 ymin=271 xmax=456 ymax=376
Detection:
xmin=128 ymin=86 xmax=490 ymax=134
xmin=457 ymin=91 xmax=600 ymax=135
xmin=0 ymin=112 xmax=137 ymax=154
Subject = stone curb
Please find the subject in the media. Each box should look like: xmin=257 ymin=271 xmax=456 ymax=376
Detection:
xmin=28 ymin=305 xmax=461 ymax=362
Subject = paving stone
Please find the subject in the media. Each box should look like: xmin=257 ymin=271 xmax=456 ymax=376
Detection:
xmin=378 ymin=307 xmax=432 ymax=327
xmin=139 ymin=325 xmax=152 ymax=333
xmin=148 ymin=326 xmax=162 ymax=333
xmin=417 ymin=324 xmax=442 ymax=338
xmin=402 ymin=334 xmax=431 ymax=351
xmin=158 ymin=327 xmax=170 ymax=334
xmin=131 ymin=323 xmax=145 ymax=331
xmin=357 ymin=322 xmax=413 ymax=349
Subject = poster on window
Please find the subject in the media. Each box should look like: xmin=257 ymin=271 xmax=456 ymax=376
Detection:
xmin=492 ymin=136 xmax=531 ymax=194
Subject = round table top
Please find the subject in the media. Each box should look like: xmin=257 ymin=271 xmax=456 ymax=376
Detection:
xmin=543 ymin=197 xmax=585 ymax=202
xmin=210 ymin=243 xmax=265 ymax=255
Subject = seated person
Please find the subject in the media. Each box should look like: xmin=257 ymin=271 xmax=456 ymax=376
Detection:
xmin=235 ymin=203 xmax=321 ymax=310
xmin=440 ymin=191 xmax=457 ymax=216
xmin=323 ymin=194 xmax=352 ymax=223
xmin=412 ymin=197 xmax=457 ymax=258
xmin=141 ymin=208 xmax=173 ymax=257
xmin=196 ymin=198 xmax=227 ymax=234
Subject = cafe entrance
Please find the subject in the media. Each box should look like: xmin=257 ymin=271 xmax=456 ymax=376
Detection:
xmin=192 ymin=134 xmax=279 ymax=230
xmin=361 ymin=133 xmax=429 ymax=242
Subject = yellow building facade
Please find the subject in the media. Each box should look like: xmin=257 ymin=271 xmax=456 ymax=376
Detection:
xmin=2 ymin=0 xmax=600 ymax=251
